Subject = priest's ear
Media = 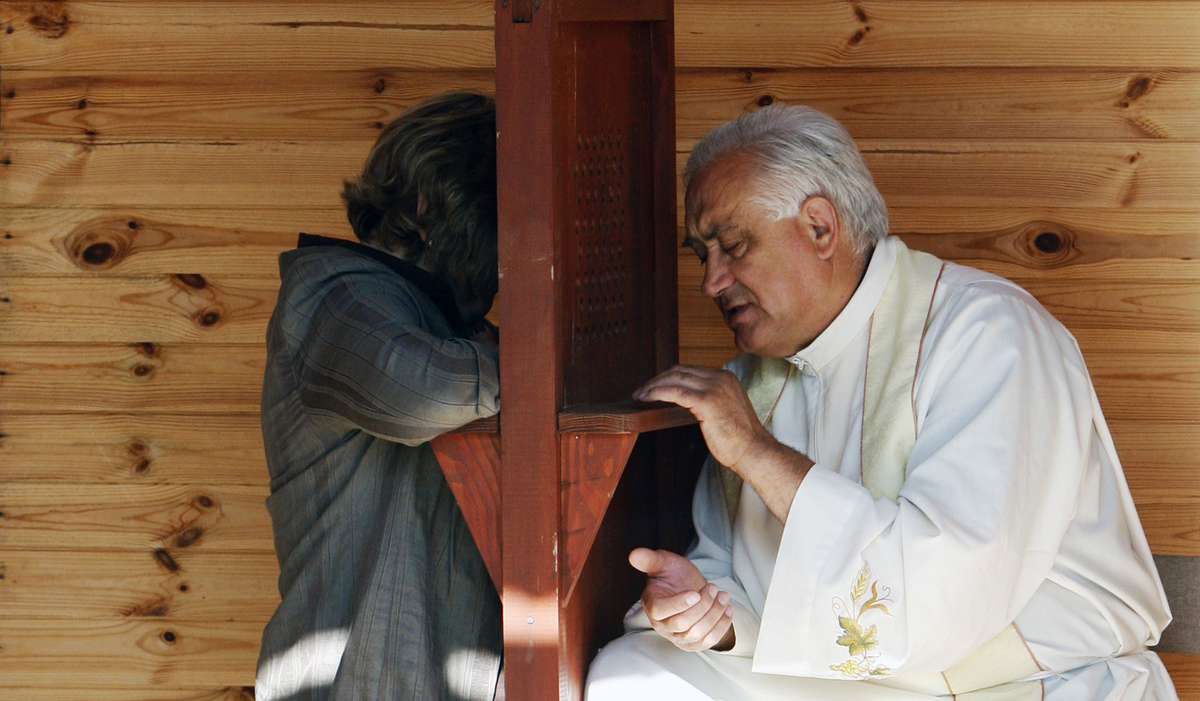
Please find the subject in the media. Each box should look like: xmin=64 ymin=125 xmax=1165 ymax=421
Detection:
xmin=800 ymin=196 xmax=840 ymax=261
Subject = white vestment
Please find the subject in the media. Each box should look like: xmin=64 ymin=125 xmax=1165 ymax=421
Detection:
xmin=586 ymin=237 xmax=1175 ymax=700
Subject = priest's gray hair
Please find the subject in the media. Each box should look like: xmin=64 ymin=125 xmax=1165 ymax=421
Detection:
xmin=684 ymin=104 xmax=888 ymax=256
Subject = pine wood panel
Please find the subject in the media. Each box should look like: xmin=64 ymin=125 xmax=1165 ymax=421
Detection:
xmin=672 ymin=144 xmax=1200 ymax=210
xmin=0 ymin=618 xmax=260 ymax=688
xmin=1161 ymin=652 xmax=1200 ymax=700
xmin=0 ymin=549 xmax=278 ymax=622
xmin=1 ymin=1 xmax=493 ymax=72
xmin=676 ymin=68 xmax=1200 ymax=141
xmin=0 ymin=276 xmax=277 ymax=343
xmin=0 ymin=483 xmax=272 ymax=552
xmin=0 ymin=413 xmax=266 ymax=484
xmin=0 ymin=689 xmax=256 ymax=701
xmin=889 ymin=211 xmax=1200 ymax=283
xmin=14 ymin=206 xmax=1191 ymax=281
xmin=1 ymin=139 xmax=369 ymax=207
xmin=1 ymin=206 xmax=350 ymax=276
xmin=0 ymin=70 xmax=495 ymax=141
xmin=0 ymin=344 xmax=263 ymax=413
xmin=10 ymin=138 xmax=1199 ymax=211
xmin=674 ymin=1 xmax=1200 ymax=69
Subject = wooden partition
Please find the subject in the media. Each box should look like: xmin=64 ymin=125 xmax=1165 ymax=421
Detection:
xmin=1 ymin=1 xmax=1197 ymax=699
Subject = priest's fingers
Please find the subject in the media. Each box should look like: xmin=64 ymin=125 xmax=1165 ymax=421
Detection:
xmin=658 ymin=583 xmax=719 ymax=633
xmin=643 ymin=588 xmax=703 ymax=623
xmin=675 ymin=591 xmax=734 ymax=652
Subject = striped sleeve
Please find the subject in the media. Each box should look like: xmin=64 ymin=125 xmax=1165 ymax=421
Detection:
xmin=295 ymin=271 xmax=499 ymax=446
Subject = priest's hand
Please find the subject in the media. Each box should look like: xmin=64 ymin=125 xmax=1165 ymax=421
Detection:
xmin=633 ymin=364 xmax=769 ymax=471
xmin=629 ymin=547 xmax=734 ymax=652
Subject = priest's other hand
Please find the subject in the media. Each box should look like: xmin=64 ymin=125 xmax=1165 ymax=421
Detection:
xmin=633 ymin=365 xmax=769 ymax=472
xmin=629 ymin=547 xmax=734 ymax=652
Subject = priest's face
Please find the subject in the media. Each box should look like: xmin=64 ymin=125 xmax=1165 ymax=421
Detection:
xmin=683 ymin=154 xmax=852 ymax=358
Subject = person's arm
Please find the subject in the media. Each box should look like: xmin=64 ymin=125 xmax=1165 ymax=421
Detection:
xmin=634 ymin=365 xmax=812 ymax=522
xmin=752 ymin=287 xmax=1093 ymax=678
xmin=295 ymin=271 xmax=499 ymax=445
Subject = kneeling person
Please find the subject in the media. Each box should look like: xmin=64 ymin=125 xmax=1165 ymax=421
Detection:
xmin=257 ymin=92 xmax=503 ymax=701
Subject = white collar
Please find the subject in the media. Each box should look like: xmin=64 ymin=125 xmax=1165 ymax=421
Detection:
xmin=785 ymin=236 xmax=898 ymax=372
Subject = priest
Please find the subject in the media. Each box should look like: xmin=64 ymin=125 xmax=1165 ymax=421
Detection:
xmin=585 ymin=104 xmax=1175 ymax=700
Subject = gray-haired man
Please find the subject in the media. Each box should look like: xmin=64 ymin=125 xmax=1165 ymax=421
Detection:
xmin=586 ymin=105 xmax=1174 ymax=701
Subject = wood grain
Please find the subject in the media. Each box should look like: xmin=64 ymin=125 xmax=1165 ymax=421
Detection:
xmin=0 ymin=482 xmax=273 ymax=552
xmin=675 ymin=1 xmax=1200 ymax=69
xmin=0 ymin=618 xmax=260 ymax=688
xmin=673 ymin=144 xmax=1200 ymax=210
xmin=1160 ymin=652 xmax=1200 ymax=700
xmin=0 ymin=276 xmax=277 ymax=343
xmin=430 ymin=432 xmax=502 ymax=589
xmin=0 ymin=412 xmax=266 ymax=484
xmin=1 ymin=206 xmax=350 ymax=276
xmin=559 ymin=432 xmax=637 ymax=605
xmin=676 ymin=68 xmax=1200 ymax=141
xmin=0 ymin=689 xmax=257 ymax=701
xmin=890 ymin=210 xmax=1200 ymax=283
xmin=0 ymin=549 xmax=278 ymax=622
xmin=558 ymin=401 xmax=697 ymax=433
xmin=1 ymin=138 xmax=370 ymax=207
xmin=0 ymin=344 xmax=264 ymax=412
xmin=1 ymin=1 xmax=493 ymax=71
xmin=0 ymin=70 xmax=495 ymax=141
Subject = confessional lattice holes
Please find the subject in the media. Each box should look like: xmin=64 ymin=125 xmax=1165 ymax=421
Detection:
xmin=573 ymin=128 xmax=631 ymax=349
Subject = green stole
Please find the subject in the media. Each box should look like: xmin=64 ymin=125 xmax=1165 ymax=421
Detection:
xmin=728 ymin=239 xmax=1043 ymax=698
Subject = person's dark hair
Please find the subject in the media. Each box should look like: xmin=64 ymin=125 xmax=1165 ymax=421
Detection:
xmin=343 ymin=91 xmax=498 ymax=322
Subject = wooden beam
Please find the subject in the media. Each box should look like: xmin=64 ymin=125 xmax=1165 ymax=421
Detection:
xmin=430 ymin=432 xmax=503 ymax=589
xmin=559 ymin=432 xmax=637 ymax=604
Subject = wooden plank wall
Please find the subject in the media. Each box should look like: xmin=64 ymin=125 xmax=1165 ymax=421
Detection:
xmin=1 ymin=1 xmax=1196 ymax=698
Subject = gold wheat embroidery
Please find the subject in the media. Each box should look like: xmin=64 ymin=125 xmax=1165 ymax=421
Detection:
xmin=830 ymin=561 xmax=893 ymax=679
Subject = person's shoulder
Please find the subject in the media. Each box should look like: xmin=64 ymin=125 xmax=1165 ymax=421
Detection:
xmin=928 ymin=260 xmax=1082 ymax=362
xmin=277 ymin=243 xmax=419 ymax=306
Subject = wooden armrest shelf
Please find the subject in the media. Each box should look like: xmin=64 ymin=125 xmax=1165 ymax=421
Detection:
xmin=433 ymin=402 xmax=698 ymax=601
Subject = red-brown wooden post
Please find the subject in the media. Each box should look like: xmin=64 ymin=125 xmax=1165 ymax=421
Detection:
xmin=494 ymin=1 xmax=676 ymax=697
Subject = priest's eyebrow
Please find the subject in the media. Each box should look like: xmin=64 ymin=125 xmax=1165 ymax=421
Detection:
xmin=681 ymin=224 xmax=733 ymax=249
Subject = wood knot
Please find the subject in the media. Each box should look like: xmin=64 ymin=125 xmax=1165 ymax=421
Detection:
xmin=27 ymin=2 xmax=70 ymax=38
xmin=1018 ymin=223 xmax=1077 ymax=267
xmin=757 ymin=94 xmax=775 ymax=107
xmin=174 ymin=527 xmax=203 ymax=548
xmin=1033 ymin=231 xmax=1062 ymax=254
xmin=77 ymin=98 xmax=87 ymax=109
xmin=125 ymin=599 xmax=170 ymax=617
xmin=128 ymin=220 xmax=138 ymax=229
xmin=374 ymin=79 xmax=386 ymax=94
xmin=161 ymin=630 xmax=177 ymax=644
xmin=197 ymin=309 xmax=222 ymax=327
xmin=153 ymin=548 xmax=181 ymax=572
xmin=848 ymin=27 xmax=870 ymax=45
xmin=194 ymin=494 xmax=216 ymax=510
xmin=1125 ymin=76 xmax=1151 ymax=101
xmin=63 ymin=219 xmax=135 ymax=271
xmin=4 ymin=89 xmax=15 ymax=99
xmin=1128 ymin=152 xmax=1140 ymax=165
xmin=134 ymin=342 xmax=159 ymax=358
xmin=174 ymin=273 xmax=207 ymax=290
xmin=131 ymin=363 xmax=155 ymax=378
xmin=743 ymin=70 xmax=754 ymax=83
xmin=179 ymin=583 xmax=189 ymax=592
